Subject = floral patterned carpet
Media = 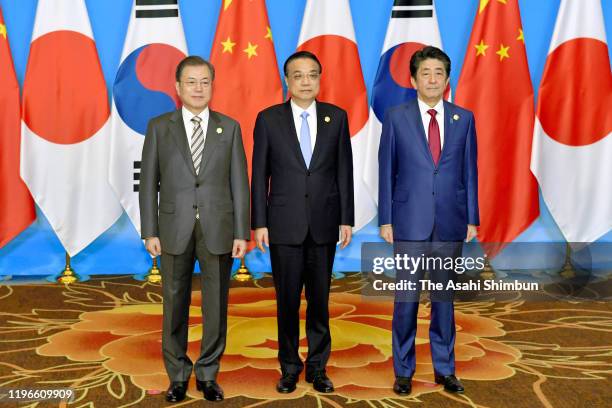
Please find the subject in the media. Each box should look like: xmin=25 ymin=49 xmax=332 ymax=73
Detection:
xmin=0 ymin=273 xmax=610 ymax=407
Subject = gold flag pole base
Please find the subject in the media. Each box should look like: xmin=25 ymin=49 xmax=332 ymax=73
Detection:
xmin=234 ymin=258 xmax=252 ymax=282
xmin=479 ymin=257 xmax=495 ymax=281
xmin=559 ymin=243 xmax=575 ymax=279
xmin=146 ymin=257 xmax=162 ymax=284
xmin=57 ymin=252 xmax=79 ymax=284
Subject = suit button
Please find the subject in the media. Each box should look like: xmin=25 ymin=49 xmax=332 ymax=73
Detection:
xmin=193 ymin=205 xmax=197 ymax=209
xmin=305 ymin=194 xmax=309 ymax=198
xmin=307 ymin=171 xmax=311 ymax=176
xmin=434 ymin=170 xmax=438 ymax=174
xmin=195 ymin=183 xmax=199 ymax=188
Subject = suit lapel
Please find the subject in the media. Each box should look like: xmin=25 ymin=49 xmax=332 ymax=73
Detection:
xmin=198 ymin=110 xmax=222 ymax=177
xmin=441 ymin=100 xmax=454 ymax=162
xmin=169 ymin=109 xmax=196 ymax=176
xmin=279 ymin=101 xmax=308 ymax=169
xmin=404 ymin=99 xmax=434 ymax=166
xmin=309 ymin=101 xmax=328 ymax=170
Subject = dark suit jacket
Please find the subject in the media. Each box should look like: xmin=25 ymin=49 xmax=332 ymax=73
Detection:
xmin=378 ymin=99 xmax=479 ymax=241
xmin=251 ymin=100 xmax=354 ymax=245
xmin=139 ymin=109 xmax=250 ymax=255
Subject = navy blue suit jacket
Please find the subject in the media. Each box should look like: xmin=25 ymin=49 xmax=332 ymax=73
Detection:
xmin=378 ymin=98 xmax=479 ymax=241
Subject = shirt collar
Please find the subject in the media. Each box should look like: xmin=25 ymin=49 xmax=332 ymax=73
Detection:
xmin=290 ymin=99 xmax=316 ymax=119
xmin=182 ymin=106 xmax=209 ymax=124
xmin=417 ymin=98 xmax=444 ymax=117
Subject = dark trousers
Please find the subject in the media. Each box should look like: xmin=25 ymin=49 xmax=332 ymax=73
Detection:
xmin=392 ymin=226 xmax=462 ymax=378
xmin=160 ymin=222 xmax=232 ymax=382
xmin=270 ymin=231 xmax=336 ymax=376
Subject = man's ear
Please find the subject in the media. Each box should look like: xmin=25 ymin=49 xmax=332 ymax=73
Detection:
xmin=410 ymin=76 xmax=417 ymax=89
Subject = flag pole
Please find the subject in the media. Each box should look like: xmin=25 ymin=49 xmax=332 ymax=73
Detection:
xmin=146 ymin=256 xmax=162 ymax=283
xmin=57 ymin=252 xmax=79 ymax=284
xmin=234 ymin=258 xmax=252 ymax=282
xmin=559 ymin=243 xmax=575 ymax=279
xmin=479 ymin=257 xmax=495 ymax=280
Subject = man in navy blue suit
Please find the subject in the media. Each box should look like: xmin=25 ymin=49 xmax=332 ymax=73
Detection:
xmin=378 ymin=46 xmax=479 ymax=395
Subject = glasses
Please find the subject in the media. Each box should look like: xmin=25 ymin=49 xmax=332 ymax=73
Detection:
xmin=181 ymin=80 xmax=211 ymax=88
xmin=290 ymin=72 xmax=320 ymax=81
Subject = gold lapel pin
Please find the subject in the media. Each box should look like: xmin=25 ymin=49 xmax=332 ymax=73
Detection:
xmin=453 ymin=114 xmax=460 ymax=121
xmin=216 ymin=127 xmax=223 ymax=134
xmin=324 ymin=116 xmax=331 ymax=123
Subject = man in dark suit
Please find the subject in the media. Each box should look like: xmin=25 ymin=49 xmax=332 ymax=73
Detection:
xmin=378 ymin=46 xmax=479 ymax=395
xmin=139 ymin=56 xmax=249 ymax=403
xmin=251 ymin=51 xmax=354 ymax=394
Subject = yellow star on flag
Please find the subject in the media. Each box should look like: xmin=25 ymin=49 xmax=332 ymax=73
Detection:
xmin=475 ymin=40 xmax=489 ymax=56
xmin=243 ymin=42 xmax=258 ymax=59
xmin=265 ymin=26 xmax=273 ymax=42
xmin=517 ymin=28 xmax=524 ymax=42
xmin=0 ymin=23 xmax=6 ymax=40
xmin=223 ymin=0 xmax=233 ymax=11
xmin=479 ymin=0 xmax=507 ymax=13
xmin=221 ymin=36 xmax=236 ymax=53
xmin=496 ymin=44 xmax=510 ymax=61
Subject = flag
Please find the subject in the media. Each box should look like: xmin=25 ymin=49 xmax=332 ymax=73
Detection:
xmin=209 ymin=0 xmax=282 ymax=251
xmin=20 ymin=0 xmax=122 ymax=256
xmin=363 ymin=0 xmax=448 ymax=206
xmin=0 ymin=6 xmax=35 ymax=248
xmin=455 ymin=0 xmax=539 ymax=246
xmin=109 ymin=0 xmax=187 ymax=234
xmin=530 ymin=0 xmax=612 ymax=242
xmin=209 ymin=0 xmax=283 ymax=182
xmin=297 ymin=0 xmax=375 ymax=230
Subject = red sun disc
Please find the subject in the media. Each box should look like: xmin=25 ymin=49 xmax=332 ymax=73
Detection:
xmin=23 ymin=31 xmax=109 ymax=144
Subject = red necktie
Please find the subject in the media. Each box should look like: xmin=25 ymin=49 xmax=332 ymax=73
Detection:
xmin=427 ymin=109 xmax=441 ymax=166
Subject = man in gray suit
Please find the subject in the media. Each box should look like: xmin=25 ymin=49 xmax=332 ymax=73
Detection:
xmin=139 ymin=56 xmax=249 ymax=403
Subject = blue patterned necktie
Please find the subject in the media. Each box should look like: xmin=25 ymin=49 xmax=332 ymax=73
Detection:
xmin=299 ymin=111 xmax=312 ymax=167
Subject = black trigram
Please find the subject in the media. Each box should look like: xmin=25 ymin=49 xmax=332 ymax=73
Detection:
xmin=392 ymin=0 xmax=434 ymax=19
xmin=133 ymin=161 xmax=141 ymax=192
xmin=135 ymin=0 xmax=178 ymax=19
xmin=133 ymin=161 xmax=161 ymax=192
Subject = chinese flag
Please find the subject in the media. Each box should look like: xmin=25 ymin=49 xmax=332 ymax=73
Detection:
xmin=209 ymin=0 xmax=282 ymax=251
xmin=455 ymin=0 xmax=538 ymax=249
xmin=209 ymin=0 xmax=283 ymax=182
xmin=0 ymin=7 xmax=35 ymax=248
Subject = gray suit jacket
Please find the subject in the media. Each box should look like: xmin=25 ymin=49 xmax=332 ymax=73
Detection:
xmin=139 ymin=109 xmax=250 ymax=255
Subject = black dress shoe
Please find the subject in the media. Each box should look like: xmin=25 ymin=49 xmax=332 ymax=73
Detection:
xmin=165 ymin=381 xmax=188 ymax=403
xmin=393 ymin=376 xmax=412 ymax=395
xmin=434 ymin=374 xmax=464 ymax=393
xmin=306 ymin=371 xmax=334 ymax=393
xmin=196 ymin=380 xmax=224 ymax=401
xmin=276 ymin=373 xmax=299 ymax=393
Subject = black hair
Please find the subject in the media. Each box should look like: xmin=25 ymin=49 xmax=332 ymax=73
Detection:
xmin=283 ymin=50 xmax=322 ymax=76
xmin=175 ymin=55 xmax=215 ymax=82
xmin=409 ymin=46 xmax=451 ymax=78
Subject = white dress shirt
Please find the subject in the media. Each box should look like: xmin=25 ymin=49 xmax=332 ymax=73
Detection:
xmin=290 ymin=99 xmax=317 ymax=153
xmin=417 ymin=98 xmax=445 ymax=149
xmin=182 ymin=106 xmax=210 ymax=147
